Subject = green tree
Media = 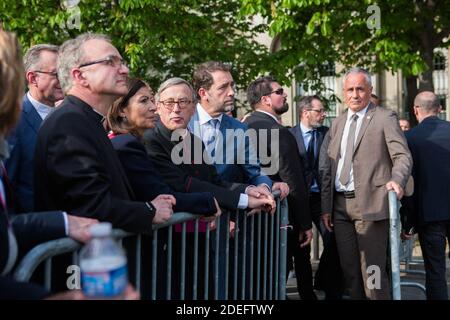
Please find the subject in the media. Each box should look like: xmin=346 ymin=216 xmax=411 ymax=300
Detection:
xmin=241 ymin=0 xmax=450 ymax=123
xmin=0 ymin=0 xmax=268 ymax=109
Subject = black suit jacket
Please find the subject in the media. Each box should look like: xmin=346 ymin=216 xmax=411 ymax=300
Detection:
xmin=111 ymin=133 xmax=216 ymax=216
xmin=142 ymin=121 xmax=248 ymax=211
xmin=289 ymin=124 xmax=329 ymax=190
xmin=244 ymin=111 xmax=312 ymax=231
xmin=34 ymin=95 xmax=153 ymax=234
xmin=401 ymin=116 xmax=450 ymax=227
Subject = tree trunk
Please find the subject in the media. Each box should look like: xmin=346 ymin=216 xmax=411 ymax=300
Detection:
xmin=418 ymin=45 xmax=435 ymax=92
xmin=405 ymin=76 xmax=419 ymax=127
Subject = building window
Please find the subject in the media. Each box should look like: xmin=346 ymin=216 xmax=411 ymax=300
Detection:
xmin=434 ymin=51 xmax=446 ymax=71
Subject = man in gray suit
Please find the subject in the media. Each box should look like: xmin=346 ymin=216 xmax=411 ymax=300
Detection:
xmin=321 ymin=67 xmax=412 ymax=299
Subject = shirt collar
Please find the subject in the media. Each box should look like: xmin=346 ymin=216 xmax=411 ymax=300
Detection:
xmin=27 ymin=92 xmax=53 ymax=119
xmin=347 ymin=104 xmax=369 ymax=120
xmin=197 ymin=103 xmax=223 ymax=126
xmin=255 ymin=110 xmax=279 ymax=123
xmin=299 ymin=122 xmax=314 ymax=135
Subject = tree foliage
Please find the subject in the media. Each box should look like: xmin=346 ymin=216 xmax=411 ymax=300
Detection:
xmin=0 ymin=0 xmax=268 ymax=97
xmin=241 ymin=0 xmax=450 ymax=119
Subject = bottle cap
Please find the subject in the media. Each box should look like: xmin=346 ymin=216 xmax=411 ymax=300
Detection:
xmin=90 ymin=222 xmax=112 ymax=237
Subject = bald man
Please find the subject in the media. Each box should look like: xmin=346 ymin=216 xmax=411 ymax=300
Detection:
xmin=401 ymin=91 xmax=450 ymax=300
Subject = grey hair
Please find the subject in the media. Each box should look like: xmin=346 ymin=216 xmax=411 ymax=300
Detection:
xmin=23 ymin=44 xmax=59 ymax=73
xmin=156 ymin=77 xmax=197 ymax=104
xmin=343 ymin=67 xmax=372 ymax=87
xmin=414 ymin=91 xmax=441 ymax=113
xmin=57 ymin=33 xmax=110 ymax=93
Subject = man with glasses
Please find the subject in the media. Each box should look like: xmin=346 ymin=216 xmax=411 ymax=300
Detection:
xmin=5 ymin=44 xmax=64 ymax=212
xmin=244 ymin=76 xmax=313 ymax=299
xmin=289 ymin=96 xmax=343 ymax=299
xmin=34 ymin=33 xmax=175 ymax=235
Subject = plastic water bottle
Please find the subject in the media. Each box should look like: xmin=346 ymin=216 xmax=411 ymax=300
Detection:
xmin=80 ymin=222 xmax=128 ymax=298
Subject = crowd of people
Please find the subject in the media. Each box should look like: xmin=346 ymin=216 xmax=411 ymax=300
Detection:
xmin=0 ymin=28 xmax=449 ymax=300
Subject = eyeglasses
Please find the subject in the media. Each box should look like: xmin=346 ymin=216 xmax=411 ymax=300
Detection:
xmin=34 ymin=70 xmax=58 ymax=77
xmin=158 ymin=98 xmax=192 ymax=110
xmin=78 ymin=55 xmax=128 ymax=69
xmin=309 ymin=109 xmax=326 ymax=114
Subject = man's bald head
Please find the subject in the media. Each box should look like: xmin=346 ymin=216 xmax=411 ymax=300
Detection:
xmin=414 ymin=91 xmax=441 ymax=113
xmin=413 ymin=91 xmax=442 ymax=123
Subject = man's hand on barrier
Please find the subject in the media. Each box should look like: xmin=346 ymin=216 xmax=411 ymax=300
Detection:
xmin=246 ymin=185 xmax=274 ymax=200
xmin=246 ymin=207 xmax=262 ymax=217
xmin=298 ymin=228 xmax=313 ymax=248
xmin=151 ymin=194 xmax=176 ymax=224
xmin=386 ymin=181 xmax=404 ymax=200
xmin=67 ymin=215 xmax=99 ymax=243
xmin=46 ymin=284 xmax=140 ymax=300
xmin=248 ymin=195 xmax=276 ymax=214
xmin=272 ymin=182 xmax=289 ymax=200
xmin=201 ymin=198 xmax=221 ymax=222
xmin=321 ymin=213 xmax=333 ymax=232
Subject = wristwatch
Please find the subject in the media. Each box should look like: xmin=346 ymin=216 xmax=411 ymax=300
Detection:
xmin=145 ymin=201 xmax=156 ymax=215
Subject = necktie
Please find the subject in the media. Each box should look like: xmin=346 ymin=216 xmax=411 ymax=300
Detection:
xmin=307 ymin=129 xmax=316 ymax=168
xmin=205 ymin=118 xmax=219 ymax=159
xmin=339 ymin=114 xmax=359 ymax=186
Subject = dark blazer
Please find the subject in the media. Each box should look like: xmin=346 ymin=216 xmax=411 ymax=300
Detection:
xmin=244 ymin=111 xmax=312 ymax=231
xmin=402 ymin=116 xmax=450 ymax=226
xmin=34 ymin=95 xmax=154 ymax=234
xmin=143 ymin=121 xmax=248 ymax=211
xmin=289 ymin=124 xmax=329 ymax=190
xmin=1 ymin=206 xmax=65 ymax=299
xmin=110 ymin=133 xmax=216 ymax=216
xmin=1 ymin=202 xmax=65 ymax=272
xmin=5 ymin=94 xmax=43 ymax=212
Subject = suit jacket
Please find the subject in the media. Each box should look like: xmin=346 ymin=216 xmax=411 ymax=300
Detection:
xmin=110 ymin=133 xmax=216 ymax=216
xmin=188 ymin=109 xmax=273 ymax=187
xmin=244 ymin=111 xmax=312 ymax=231
xmin=1 ymin=202 xmax=65 ymax=276
xmin=143 ymin=121 xmax=248 ymax=211
xmin=402 ymin=116 xmax=450 ymax=226
xmin=34 ymin=95 xmax=154 ymax=234
xmin=5 ymin=94 xmax=43 ymax=212
xmin=290 ymin=124 xmax=329 ymax=190
xmin=322 ymin=103 xmax=412 ymax=221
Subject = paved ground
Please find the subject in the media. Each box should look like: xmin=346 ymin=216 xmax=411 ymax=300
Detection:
xmin=286 ymin=240 xmax=450 ymax=300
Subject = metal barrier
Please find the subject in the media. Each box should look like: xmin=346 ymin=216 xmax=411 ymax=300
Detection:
xmin=388 ymin=191 xmax=426 ymax=300
xmin=14 ymin=191 xmax=288 ymax=300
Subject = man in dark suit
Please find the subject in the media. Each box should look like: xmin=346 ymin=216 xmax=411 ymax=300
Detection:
xmin=401 ymin=91 xmax=450 ymax=300
xmin=244 ymin=76 xmax=313 ymax=299
xmin=34 ymin=33 xmax=174 ymax=234
xmin=289 ymin=95 xmax=343 ymax=299
xmin=5 ymin=44 xmax=64 ymax=212
xmin=321 ymin=68 xmax=412 ymax=299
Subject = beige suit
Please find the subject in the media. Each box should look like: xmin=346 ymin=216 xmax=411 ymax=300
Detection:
xmin=322 ymin=103 xmax=412 ymax=299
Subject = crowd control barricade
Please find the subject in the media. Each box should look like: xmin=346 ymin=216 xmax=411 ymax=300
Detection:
xmin=14 ymin=191 xmax=288 ymax=300
xmin=388 ymin=191 xmax=426 ymax=300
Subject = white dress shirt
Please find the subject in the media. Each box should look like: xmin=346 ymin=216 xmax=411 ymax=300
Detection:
xmin=196 ymin=103 xmax=249 ymax=209
xmin=27 ymin=92 xmax=54 ymax=120
xmin=335 ymin=105 xmax=369 ymax=192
